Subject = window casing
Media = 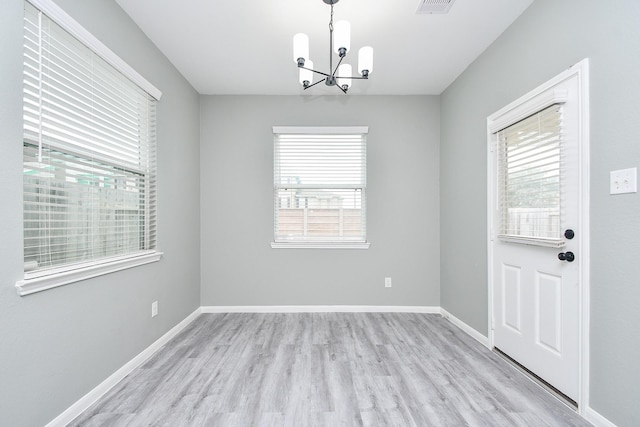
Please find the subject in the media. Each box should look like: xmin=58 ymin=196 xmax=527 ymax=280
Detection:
xmin=272 ymin=127 xmax=369 ymax=249
xmin=18 ymin=0 xmax=162 ymax=295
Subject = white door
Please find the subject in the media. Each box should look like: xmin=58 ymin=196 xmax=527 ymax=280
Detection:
xmin=488 ymin=63 xmax=588 ymax=403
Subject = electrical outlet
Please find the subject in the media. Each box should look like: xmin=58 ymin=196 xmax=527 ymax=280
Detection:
xmin=151 ymin=301 xmax=158 ymax=317
xmin=385 ymin=277 xmax=392 ymax=288
xmin=610 ymin=167 xmax=637 ymax=194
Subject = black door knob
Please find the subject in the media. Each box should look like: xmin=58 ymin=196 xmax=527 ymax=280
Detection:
xmin=558 ymin=251 xmax=575 ymax=262
xmin=564 ymin=229 xmax=575 ymax=240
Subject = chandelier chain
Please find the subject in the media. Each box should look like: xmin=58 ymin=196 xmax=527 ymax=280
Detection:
xmin=329 ymin=3 xmax=334 ymax=31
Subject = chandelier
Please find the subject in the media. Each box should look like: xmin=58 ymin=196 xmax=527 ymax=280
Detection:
xmin=293 ymin=0 xmax=373 ymax=94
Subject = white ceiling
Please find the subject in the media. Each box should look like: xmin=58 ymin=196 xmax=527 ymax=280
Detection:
xmin=115 ymin=0 xmax=534 ymax=96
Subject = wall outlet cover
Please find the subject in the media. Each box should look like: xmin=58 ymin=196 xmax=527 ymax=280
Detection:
xmin=610 ymin=167 xmax=637 ymax=195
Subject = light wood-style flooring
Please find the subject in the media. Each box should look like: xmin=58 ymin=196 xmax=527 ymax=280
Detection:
xmin=70 ymin=313 xmax=590 ymax=426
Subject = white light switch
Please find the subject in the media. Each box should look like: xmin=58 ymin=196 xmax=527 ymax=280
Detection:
xmin=610 ymin=168 xmax=637 ymax=195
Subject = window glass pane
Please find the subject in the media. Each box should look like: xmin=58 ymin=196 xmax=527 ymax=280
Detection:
xmin=498 ymin=104 xmax=562 ymax=240
xmin=276 ymin=134 xmax=365 ymax=186
xmin=24 ymin=144 xmax=147 ymax=270
xmin=273 ymin=130 xmax=366 ymax=244
xmin=275 ymin=189 xmax=363 ymax=241
xmin=23 ymin=1 xmax=157 ymax=274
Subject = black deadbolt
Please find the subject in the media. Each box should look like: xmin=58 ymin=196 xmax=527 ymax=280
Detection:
xmin=564 ymin=229 xmax=575 ymax=240
xmin=558 ymin=251 xmax=575 ymax=262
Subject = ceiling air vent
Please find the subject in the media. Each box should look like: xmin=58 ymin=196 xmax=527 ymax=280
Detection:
xmin=416 ymin=0 xmax=456 ymax=14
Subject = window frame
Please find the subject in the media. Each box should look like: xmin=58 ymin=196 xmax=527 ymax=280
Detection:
xmin=495 ymin=104 xmax=564 ymax=246
xmin=488 ymin=89 xmax=569 ymax=249
xmin=16 ymin=0 xmax=163 ymax=296
xmin=271 ymin=126 xmax=370 ymax=250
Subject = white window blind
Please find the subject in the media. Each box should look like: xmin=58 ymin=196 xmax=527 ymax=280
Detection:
xmin=496 ymin=104 xmax=563 ymax=245
xmin=273 ymin=127 xmax=367 ymax=246
xmin=22 ymin=1 xmax=158 ymax=277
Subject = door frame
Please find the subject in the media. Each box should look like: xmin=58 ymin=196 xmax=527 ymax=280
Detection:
xmin=486 ymin=59 xmax=590 ymax=414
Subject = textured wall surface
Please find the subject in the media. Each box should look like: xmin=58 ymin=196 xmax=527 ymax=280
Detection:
xmin=200 ymin=95 xmax=440 ymax=307
xmin=440 ymin=0 xmax=640 ymax=425
xmin=0 ymin=0 xmax=201 ymax=425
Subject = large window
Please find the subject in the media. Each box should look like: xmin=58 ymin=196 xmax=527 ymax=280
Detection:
xmin=272 ymin=127 xmax=369 ymax=249
xmin=18 ymin=0 xmax=162 ymax=295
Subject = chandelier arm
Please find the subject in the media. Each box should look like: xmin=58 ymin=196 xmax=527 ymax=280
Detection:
xmin=331 ymin=54 xmax=345 ymax=78
xmin=303 ymin=78 xmax=327 ymax=90
xmin=299 ymin=66 xmax=332 ymax=78
xmin=337 ymin=75 xmax=369 ymax=80
xmin=337 ymin=84 xmax=347 ymax=94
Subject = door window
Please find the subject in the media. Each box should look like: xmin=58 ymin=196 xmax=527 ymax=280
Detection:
xmin=496 ymin=104 xmax=563 ymax=245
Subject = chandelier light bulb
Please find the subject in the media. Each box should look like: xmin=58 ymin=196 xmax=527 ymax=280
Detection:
xmin=293 ymin=33 xmax=309 ymax=66
xmin=333 ymin=21 xmax=351 ymax=57
xmin=358 ymin=46 xmax=373 ymax=77
xmin=337 ymin=63 xmax=352 ymax=90
xmin=299 ymin=60 xmax=313 ymax=87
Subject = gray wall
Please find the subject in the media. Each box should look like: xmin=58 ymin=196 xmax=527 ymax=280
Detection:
xmin=440 ymin=0 xmax=640 ymax=425
xmin=0 ymin=0 xmax=201 ymax=426
xmin=200 ymin=96 xmax=440 ymax=307
xmin=4 ymin=0 xmax=637 ymax=424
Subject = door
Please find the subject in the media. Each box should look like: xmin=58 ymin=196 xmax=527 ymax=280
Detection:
xmin=488 ymin=63 xmax=588 ymax=403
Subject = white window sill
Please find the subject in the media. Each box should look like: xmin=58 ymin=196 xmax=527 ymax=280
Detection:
xmin=271 ymin=242 xmax=370 ymax=249
xmin=15 ymin=251 xmax=163 ymax=296
xmin=497 ymin=235 xmax=566 ymax=248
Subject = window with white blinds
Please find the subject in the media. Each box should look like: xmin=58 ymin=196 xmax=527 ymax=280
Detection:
xmin=496 ymin=104 xmax=563 ymax=244
xmin=22 ymin=0 xmax=159 ymax=282
xmin=272 ymin=127 xmax=368 ymax=248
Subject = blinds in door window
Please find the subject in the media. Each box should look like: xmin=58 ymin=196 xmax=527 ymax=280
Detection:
xmin=23 ymin=1 xmax=157 ymax=274
xmin=273 ymin=130 xmax=367 ymax=244
xmin=496 ymin=104 xmax=563 ymax=245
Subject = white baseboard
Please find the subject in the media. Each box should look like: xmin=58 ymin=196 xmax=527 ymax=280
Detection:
xmin=584 ymin=406 xmax=618 ymax=427
xmin=45 ymin=307 xmax=202 ymax=427
xmin=201 ymin=305 xmax=441 ymax=313
xmin=440 ymin=308 xmax=490 ymax=348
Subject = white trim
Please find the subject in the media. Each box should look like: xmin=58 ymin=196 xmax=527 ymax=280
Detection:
xmin=487 ymin=99 xmax=496 ymax=360
xmin=584 ymin=407 xmax=618 ymax=427
xmin=576 ymin=59 xmax=591 ymax=418
xmin=441 ymin=308 xmax=490 ymax=348
xmin=201 ymin=305 xmax=440 ymax=313
xmin=45 ymin=308 xmax=202 ymax=427
xmin=272 ymin=126 xmax=369 ymax=135
xmin=497 ymin=235 xmax=566 ymax=248
xmin=272 ymin=184 xmax=365 ymax=190
xmin=271 ymin=242 xmax=370 ymax=249
xmin=16 ymin=251 xmax=163 ymax=296
xmin=487 ymin=59 xmax=591 ymax=414
xmin=26 ymin=0 xmax=162 ymax=100
xmin=488 ymin=89 xmax=568 ymax=134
